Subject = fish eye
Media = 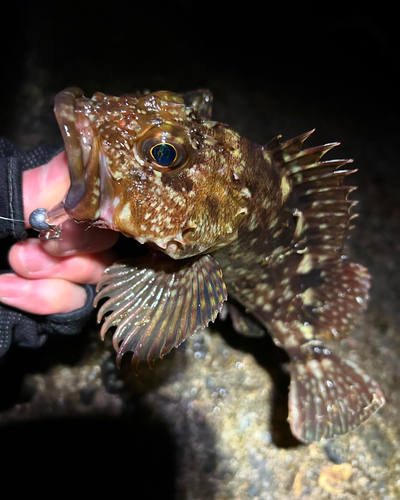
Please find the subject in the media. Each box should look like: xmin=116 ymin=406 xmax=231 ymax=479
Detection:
xmin=138 ymin=126 xmax=190 ymax=171
xmin=150 ymin=142 xmax=178 ymax=167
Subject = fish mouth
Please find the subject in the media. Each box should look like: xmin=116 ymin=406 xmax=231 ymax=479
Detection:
xmin=54 ymin=87 xmax=101 ymax=220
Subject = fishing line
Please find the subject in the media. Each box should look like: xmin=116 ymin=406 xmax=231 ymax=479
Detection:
xmin=0 ymin=215 xmax=28 ymax=223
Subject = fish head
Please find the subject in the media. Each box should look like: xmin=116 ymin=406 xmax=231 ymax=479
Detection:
xmin=55 ymin=88 xmax=248 ymax=258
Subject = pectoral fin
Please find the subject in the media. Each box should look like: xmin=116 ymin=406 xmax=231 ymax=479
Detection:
xmin=94 ymin=253 xmax=227 ymax=369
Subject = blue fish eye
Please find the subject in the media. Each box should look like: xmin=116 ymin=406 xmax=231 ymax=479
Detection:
xmin=150 ymin=142 xmax=178 ymax=166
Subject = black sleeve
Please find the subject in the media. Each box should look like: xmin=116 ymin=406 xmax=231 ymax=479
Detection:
xmin=0 ymin=138 xmax=96 ymax=358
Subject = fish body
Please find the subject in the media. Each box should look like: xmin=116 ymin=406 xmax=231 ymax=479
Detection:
xmin=51 ymin=87 xmax=385 ymax=443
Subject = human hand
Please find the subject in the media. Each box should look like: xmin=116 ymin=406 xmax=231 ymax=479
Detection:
xmin=0 ymin=152 xmax=119 ymax=315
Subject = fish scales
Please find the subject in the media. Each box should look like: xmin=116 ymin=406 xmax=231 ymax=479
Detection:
xmin=46 ymin=87 xmax=384 ymax=443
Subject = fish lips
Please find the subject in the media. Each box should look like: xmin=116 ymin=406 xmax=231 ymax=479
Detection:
xmin=54 ymin=87 xmax=114 ymax=225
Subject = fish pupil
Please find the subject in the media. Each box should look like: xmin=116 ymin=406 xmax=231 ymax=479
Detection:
xmin=150 ymin=143 xmax=177 ymax=166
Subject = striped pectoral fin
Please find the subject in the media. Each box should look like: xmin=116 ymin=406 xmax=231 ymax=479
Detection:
xmin=94 ymin=253 xmax=227 ymax=369
xmin=288 ymin=343 xmax=385 ymax=443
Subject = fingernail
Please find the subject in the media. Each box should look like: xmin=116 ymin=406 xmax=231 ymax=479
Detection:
xmin=20 ymin=242 xmax=57 ymax=273
xmin=0 ymin=274 xmax=28 ymax=299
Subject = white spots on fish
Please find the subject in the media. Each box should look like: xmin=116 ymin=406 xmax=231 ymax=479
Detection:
xmin=230 ymin=148 xmax=242 ymax=159
xmin=280 ymin=175 xmax=291 ymax=201
xmin=269 ymin=217 xmax=278 ymax=229
xmin=297 ymin=321 xmax=315 ymax=340
xmin=271 ymin=245 xmax=285 ymax=260
xmin=262 ymin=198 xmax=271 ymax=210
xmin=295 ymin=216 xmax=305 ymax=239
xmin=274 ymin=320 xmax=286 ymax=333
xmin=284 ymin=333 xmax=300 ymax=348
xmin=321 ymin=358 xmax=334 ymax=371
xmin=111 ymin=168 xmax=123 ymax=181
xmin=151 ymin=215 xmax=162 ymax=225
xmin=164 ymin=216 xmax=173 ymax=229
xmin=301 ymin=288 xmax=315 ymax=306
xmin=297 ymin=253 xmax=313 ymax=274
xmin=273 ymin=228 xmax=283 ymax=239
xmin=240 ymin=187 xmax=252 ymax=199
xmin=307 ymin=359 xmax=324 ymax=380
xmin=248 ymin=212 xmax=259 ymax=231
xmin=255 ymin=296 xmax=265 ymax=306
xmin=283 ymin=286 xmax=294 ymax=301
xmin=119 ymin=202 xmax=132 ymax=222
xmin=262 ymin=149 xmax=272 ymax=163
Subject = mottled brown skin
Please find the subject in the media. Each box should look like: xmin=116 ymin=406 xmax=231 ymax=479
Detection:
xmin=51 ymin=88 xmax=385 ymax=443
xmin=55 ymin=88 xmax=246 ymax=258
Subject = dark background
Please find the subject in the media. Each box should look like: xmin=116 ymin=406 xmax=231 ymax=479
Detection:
xmin=1 ymin=2 xmax=398 ymax=149
xmin=1 ymin=2 xmax=399 ymax=498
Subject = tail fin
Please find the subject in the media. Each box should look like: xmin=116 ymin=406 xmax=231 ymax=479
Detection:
xmin=288 ymin=344 xmax=385 ymax=443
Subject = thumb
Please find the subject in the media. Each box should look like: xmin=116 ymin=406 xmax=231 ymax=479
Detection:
xmin=22 ymin=151 xmax=70 ymax=226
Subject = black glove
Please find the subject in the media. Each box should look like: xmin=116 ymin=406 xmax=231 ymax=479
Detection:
xmin=0 ymin=138 xmax=96 ymax=358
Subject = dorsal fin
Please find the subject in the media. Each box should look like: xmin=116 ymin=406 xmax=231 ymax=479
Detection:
xmin=252 ymin=131 xmax=371 ymax=344
xmin=182 ymin=89 xmax=213 ymax=119
xmin=266 ymin=130 xmax=357 ymax=259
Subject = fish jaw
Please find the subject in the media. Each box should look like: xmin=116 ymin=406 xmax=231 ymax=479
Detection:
xmin=54 ymin=87 xmax=125 ymax=233
xmin=54 ymin=88 xmax=103 ymax=222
